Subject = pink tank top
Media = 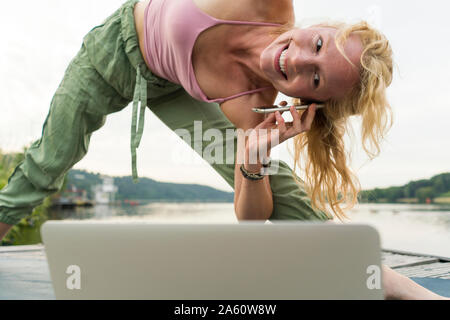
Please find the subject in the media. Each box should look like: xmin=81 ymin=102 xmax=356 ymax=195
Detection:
xmin=143 ymin=0 xmax=281 ymax=104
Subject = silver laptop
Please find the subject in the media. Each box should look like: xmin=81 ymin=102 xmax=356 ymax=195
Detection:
xmin=41 ymin=221 xmax=384 ymax=300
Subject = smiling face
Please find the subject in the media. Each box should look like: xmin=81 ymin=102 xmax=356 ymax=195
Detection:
xmin=260 ymin=26 xmax=364 ymax=102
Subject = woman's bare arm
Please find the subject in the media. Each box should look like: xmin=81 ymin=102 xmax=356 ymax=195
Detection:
xmin=233 ymin=135 xmax=273 ymax=221
xmin=220 ymin=97 xmax=274 ymax=220
xmin=383 ymin=264 xmax=448 ymax=300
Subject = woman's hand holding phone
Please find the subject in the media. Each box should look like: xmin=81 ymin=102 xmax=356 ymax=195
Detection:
xmin=243 ymin=102 xmax=317 ymax=173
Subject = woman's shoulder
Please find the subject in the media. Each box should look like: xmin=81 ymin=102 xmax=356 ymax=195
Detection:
xmin=193 ymin=0 xmax=295 ymax=25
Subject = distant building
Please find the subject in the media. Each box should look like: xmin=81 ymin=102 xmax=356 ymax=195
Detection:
xmin=74 ymin=174 xmax=85 ymax=180
xmin=53 ymin=184 xmax=91 ymax=208
xmin=93 ymin=176 xmax=118 ymax=205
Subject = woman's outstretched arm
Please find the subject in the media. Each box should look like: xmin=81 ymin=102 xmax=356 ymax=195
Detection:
xmin=383 ymin=265 xmax=449 ymax=300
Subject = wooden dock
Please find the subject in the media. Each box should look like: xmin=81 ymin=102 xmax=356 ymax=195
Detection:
xmin=1 ymin=245 xmax=449 ymax=299
xmin=0 ymin=245 xmax=54 ymax=299
xmin=382 ymin=249 xmax=450 ymax=279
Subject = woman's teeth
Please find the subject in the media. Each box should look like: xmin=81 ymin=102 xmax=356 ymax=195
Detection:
xmin=279 ymin=49 xmax=287 ymax=78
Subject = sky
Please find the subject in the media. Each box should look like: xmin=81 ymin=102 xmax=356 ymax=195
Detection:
xmin=1 ymin=0 xmax=449 ymax=192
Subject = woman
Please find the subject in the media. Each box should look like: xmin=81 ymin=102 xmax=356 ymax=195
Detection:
xmin=0 ymin=0 xmax=446 ymax=299
xmin=134 ymin=0 xmax=391 ymax=222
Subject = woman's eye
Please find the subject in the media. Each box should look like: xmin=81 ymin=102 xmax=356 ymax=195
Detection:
xmin=314 ymin=73 xmax=320 ymax=87
xmin=316 ymin=37 xmax=323 ymax=52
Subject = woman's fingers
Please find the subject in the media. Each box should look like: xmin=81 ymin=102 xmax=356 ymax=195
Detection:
xmin=301 ymin=103 xmax=317 ymax=132
xmin=249 ymin=102 xmax=316 ymax=155
xmin=259 ymin=112 xmax=276 ymax=128
xmin=290 ymin=105 xmax=301 ymax=132
xmin=279 ymin=104 xmax=317 ymax=141
xmin=275 ymin=111 xmax=286 ymax=133
xmin=251 ymin=103 xmax=318 ymax=148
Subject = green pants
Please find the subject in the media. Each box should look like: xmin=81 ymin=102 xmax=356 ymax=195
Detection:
xmin=0 ymin=0 xmax=329 ymax=225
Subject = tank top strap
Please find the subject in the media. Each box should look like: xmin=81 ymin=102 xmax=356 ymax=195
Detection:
xmin=208 ymin=87 xmax=273 ymax=104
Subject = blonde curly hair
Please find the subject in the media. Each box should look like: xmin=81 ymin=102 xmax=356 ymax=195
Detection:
xmin=289 ymin=21 xmax=394 ymax=221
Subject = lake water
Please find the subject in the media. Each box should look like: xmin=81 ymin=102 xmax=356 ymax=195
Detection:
xmin=51 ymin=202 xmax=450 ymax=258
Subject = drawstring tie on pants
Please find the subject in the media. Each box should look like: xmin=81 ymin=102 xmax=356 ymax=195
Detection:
xmin=130 ymin=65 xmax=147 ymax=183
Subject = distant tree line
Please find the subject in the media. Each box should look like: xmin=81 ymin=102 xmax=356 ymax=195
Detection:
xmin=359 ymin=173 xmax=450 ymax=203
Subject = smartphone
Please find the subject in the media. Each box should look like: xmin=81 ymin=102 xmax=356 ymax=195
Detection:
xmin=252 ymin=103 xmax=324 ymax=114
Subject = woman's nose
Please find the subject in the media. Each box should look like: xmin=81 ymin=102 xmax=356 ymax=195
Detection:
xmin=288 ymin=37 xmax=317 ymax=73
xmin=290 ymin=51 xmax=315 ymax=75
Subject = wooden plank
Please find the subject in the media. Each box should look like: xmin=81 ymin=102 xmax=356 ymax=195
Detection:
xmin=379 ymin=251 xmax=450 ymax=279
xmin=383 ymin=249 xmax=450 ymax=262
xmin=0 ymin=244 xmax=45 ymax=253
xmin=381 ymin=251 xmax=439 ymax=269
xmin=394 ymin=262 xmax=450 ymax=279
xmin=0 ymin=247 xmax=55 ymax=299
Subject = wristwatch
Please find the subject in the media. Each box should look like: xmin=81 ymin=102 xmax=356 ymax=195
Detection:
xmin=240 ymin=164 xmax=265 ymax=180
